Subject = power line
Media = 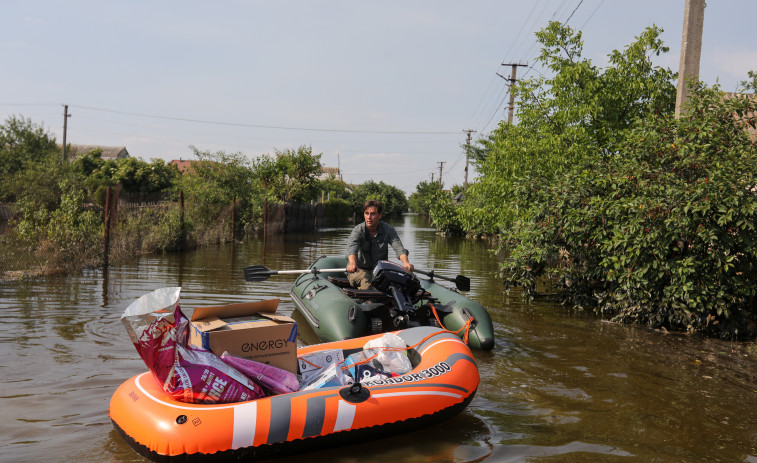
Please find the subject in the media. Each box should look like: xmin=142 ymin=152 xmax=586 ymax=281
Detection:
xmin=581 ymin=0 xmax=607 ymax=28
xmin=564 ymin=0 xmax=585 ymax=24
xmin=68 ymin=104 xmax=459 ymax=136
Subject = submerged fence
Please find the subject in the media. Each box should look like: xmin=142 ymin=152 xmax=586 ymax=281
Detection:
xmin=1 ymin=190 xmax=344 ymax=278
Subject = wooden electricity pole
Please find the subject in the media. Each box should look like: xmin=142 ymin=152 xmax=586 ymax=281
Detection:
xmin=675 ymin=0 xmax=705 ymax=118
xmin=463 ymin=129 xmax=476 ymax=190
xmin=437 ymin=161 xmax=445 ymax=190
xmin=62 ymin=104 xmax=71 ymax=161
xmin=499 ymin=62 xmax=529 ymax=124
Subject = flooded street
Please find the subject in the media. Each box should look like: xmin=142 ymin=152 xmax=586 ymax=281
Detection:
xmin=2 ymin=214 xmax=757 ymax=462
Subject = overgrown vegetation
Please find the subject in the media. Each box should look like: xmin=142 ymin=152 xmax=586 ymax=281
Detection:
xmin=456 ymin=22 xmax=676 ymax=235
xmin=414 ymin=22 xmax=757 ymax=338
xmin=0 ymin=117 xmax=411 ymax=277
xmin=503 ymin=85 xmax=757 ymax=338
xmin=350 ymin=180 xmax=408 ymax=218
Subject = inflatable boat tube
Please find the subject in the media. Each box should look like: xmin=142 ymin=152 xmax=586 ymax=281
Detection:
xmin=110 ymin=326 xmax=479 ymax=462
xmin=291 ymin=256 xmax=495 ymax=351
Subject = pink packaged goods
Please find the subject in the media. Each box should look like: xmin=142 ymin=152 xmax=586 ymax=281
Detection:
xmin=121 ymin=287 xmax=265 ymax=404
xmin=220 ymin=353 xmax=299 ymax=395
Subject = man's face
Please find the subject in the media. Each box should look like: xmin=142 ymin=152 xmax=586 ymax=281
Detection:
xmin=364 ymin=206 xmax=381 ymax=230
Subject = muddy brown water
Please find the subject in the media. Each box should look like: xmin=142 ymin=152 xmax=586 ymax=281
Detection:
xmin=2 ymin=214 xmax=757 ymax=462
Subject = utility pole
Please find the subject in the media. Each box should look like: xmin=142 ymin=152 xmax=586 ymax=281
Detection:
xmin=430 ymin=173 xmax=435 ymax=184
xmin=463 ymin=129 xmax=476 ymax=190
xmin=675 ymin=0 xmax=705 ymax=118
xmin=437 ymin=161 xmax=445 ymax=190
xmin=62 ymin=104 xmax=71 ymax=161
xmin=499 ymin=62 xmax=529 ymax=124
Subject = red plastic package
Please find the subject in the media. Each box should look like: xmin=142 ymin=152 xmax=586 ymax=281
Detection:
xmin=121 ymin=287 xmax=265 ymax=404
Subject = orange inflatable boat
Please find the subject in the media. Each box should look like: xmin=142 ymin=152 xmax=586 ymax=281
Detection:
xmin=109 ymin=326 xmax=480 ymax=462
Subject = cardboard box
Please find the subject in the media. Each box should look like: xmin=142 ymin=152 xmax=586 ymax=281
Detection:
xmin=187 ymin=299 xmax=298 ymax=373
xmin=298 ymin=348 xmax=345 ymax=384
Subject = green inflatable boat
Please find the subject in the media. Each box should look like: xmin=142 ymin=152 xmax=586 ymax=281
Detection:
xmin=288 ymin=256 xmax=495 ymax=351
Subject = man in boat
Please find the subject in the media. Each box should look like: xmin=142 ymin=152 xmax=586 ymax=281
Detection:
xmin=346 ymin=199 xmax=414 ymax=289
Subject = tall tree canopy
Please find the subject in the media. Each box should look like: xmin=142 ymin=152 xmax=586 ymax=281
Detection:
xmin=454 ymin=22 xmax=676 ymax=235
xmin=251 ymin=145 xmax=322 ymax=203
xmin=351 ymin=180 xmax=408 ymax=218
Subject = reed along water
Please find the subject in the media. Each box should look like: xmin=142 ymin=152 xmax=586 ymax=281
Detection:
xmin=1 ymin=214 xmax=756 ymax=462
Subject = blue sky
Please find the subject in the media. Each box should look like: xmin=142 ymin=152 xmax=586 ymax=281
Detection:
xmin=2 ymin=1 xmax=755 ymax=194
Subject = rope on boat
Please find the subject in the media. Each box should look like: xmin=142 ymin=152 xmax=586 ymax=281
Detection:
xmin=301 ymin=323 xmax=473 ymax=378
xmin=334 ymin=325 xmax=471 ymax=376
xmin=429 ymin=303 xmax=473 ymax=346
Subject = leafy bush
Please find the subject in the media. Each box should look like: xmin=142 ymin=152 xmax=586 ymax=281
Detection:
xmin=322 ymin=198 xmax=352 ymax=225
xmin=428 ymin=189 xmax=464 ymax=235
xmin=141 ymin=206 xmax=194 ymax=253
xmin=351 ymin=180 xmax=408 ymax=218
xmin=408 ymin=181 xmax=441 ymax=216
xmin=503 ymin=84 xmax=757 ymax=338
xmin=251 ymin=145 xmax=323 ymax=203
xmin=16 ymin=185 xmax=102 ymax=267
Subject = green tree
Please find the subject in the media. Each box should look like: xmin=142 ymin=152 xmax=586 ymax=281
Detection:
xmin=111 ymin=157 xmax=179 ymax=194
xmin=0 ymin=115 xmax=61 ymax=202
xmin=72 ymin=150 xmax=179 ymax=202
xmin=175 ymin=147 xmax=257 ymax=233
xmin=251 ymin=146 xmax=322 ymax=203
xmin=351 ymin=180 xmax=408 ymax=218
xmin=315 ymin=175 xmax=352 ymax=202
xmin=408 ymin=180 xmax=441 ymax=216
xmin=503 ymin=83 xmax=757 ymax=338
xmin=179 ymin=146 xmax=254 ymax=204
xmin=452 ymin=22 xmax=676 ymax=235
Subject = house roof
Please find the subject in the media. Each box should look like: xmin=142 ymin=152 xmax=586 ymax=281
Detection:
xmin=318 ymin=166 xmax=342 ymax=181
xmin=67 ymin=145 xmax=130 ymax=160
xmin=169 ymin=159 xmax=196 ymax=174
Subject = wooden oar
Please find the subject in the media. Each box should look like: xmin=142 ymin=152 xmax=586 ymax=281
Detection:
xmin=414 ymin=269 xmax=471 ymax=292
xmin=243 ymin=265 xmax=346 ymax=282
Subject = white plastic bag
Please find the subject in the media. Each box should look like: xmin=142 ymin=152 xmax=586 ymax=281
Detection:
xmin=363 ymin=332 xmax=412 ymax=374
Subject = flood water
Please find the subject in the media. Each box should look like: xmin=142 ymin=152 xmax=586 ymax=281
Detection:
xmin=2 ymin=214 xmax=757 ymax=462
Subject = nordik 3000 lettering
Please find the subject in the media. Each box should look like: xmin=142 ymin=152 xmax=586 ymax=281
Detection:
xmin=241 ymin=339 xmax=289 ymax=352
xmin=362 ymin=361 xmax=452 ymax=387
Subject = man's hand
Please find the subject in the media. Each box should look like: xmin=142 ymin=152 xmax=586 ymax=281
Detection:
xmin=347 ymin=255 xmax=357 ymax=273
xmin=400 ymin=255 xmax=414 ymax=273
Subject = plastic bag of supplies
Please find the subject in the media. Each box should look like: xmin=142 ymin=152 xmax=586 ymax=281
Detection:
xmin=121 ymin=287 xmax=265 ymax=404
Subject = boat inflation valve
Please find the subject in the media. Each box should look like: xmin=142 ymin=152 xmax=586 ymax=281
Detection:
xmin=339 ymin=382 xmax=371 ymax=404
xmin=176 ymin=415 xmax=188 ymax=424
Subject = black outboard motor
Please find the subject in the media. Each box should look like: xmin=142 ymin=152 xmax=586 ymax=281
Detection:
xmin=371 ymin=260 xmax=422 ymax=328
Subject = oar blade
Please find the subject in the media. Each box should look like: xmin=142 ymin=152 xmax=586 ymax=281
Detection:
xmin=415 ymin=268 xmax=471 ymax=291
xmin=243 ymin=265 xmax=275 ymax=282
xmin=455 ymin=275 xmax=471 ymax=292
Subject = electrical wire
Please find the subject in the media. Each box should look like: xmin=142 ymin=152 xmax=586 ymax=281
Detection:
xmin=68 ymin=104 xmax=459 ymax=136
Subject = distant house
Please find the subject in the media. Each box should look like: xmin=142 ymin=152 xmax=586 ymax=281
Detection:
xmin=169 ymin=159 xmax=220 ymax=175
xmin=64 ymin=144 xmax=130 ymax=161
xmin=318 ymin=167 xmax=342 ymax=181
xmin=169 ymin=159 xmax=196 ymax=174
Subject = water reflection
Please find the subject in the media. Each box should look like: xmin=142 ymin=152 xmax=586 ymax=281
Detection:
xmin=1 ymin=215 xmax=757 ymax=462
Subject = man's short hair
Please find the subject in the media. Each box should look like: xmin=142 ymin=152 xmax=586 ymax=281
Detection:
xmin=363 ymin=199 xmax=383 ymax=213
